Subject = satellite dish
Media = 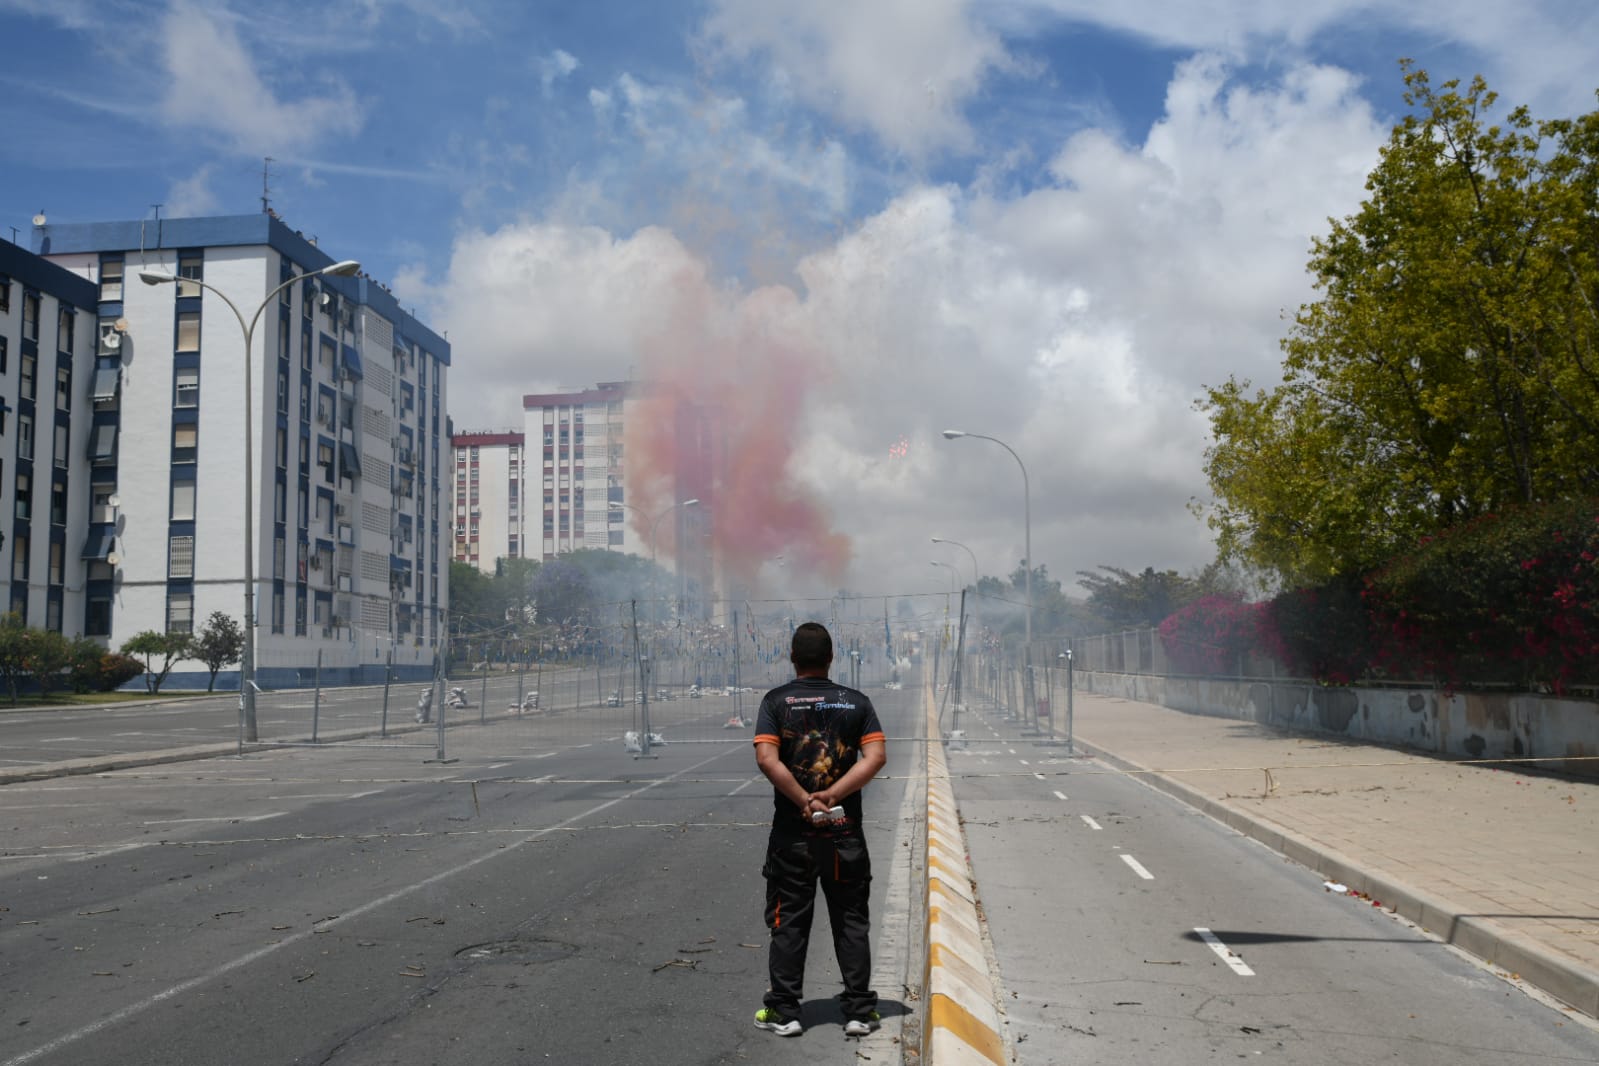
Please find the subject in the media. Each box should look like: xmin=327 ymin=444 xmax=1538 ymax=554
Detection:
xmin=31 ymin=213 xmax=46 ymax=227
xmin=105 ymin=551 xmax=121 ymax=566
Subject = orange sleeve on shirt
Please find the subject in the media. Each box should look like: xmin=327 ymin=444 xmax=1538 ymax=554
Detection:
xmin=753 ymin=734 xmax=780 ymax=747
xmin=860 ymin=731 xmax=886 ymax=746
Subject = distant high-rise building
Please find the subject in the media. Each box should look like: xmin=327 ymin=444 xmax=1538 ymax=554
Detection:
xmin=522 ymin=381 xmax=632 ymax=560
xmin=33 ymin=214 xmax=449 ymax=686
xmin=450 ymin=431 xmax=525 ymax=573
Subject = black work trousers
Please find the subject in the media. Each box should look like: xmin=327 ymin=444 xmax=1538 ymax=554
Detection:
xmin=761 ymin=830 xmax=876 ymax=1021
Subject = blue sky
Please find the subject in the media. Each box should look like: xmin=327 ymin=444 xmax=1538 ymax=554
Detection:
xmin=4 ymin=0 xmax=1597 ymax=596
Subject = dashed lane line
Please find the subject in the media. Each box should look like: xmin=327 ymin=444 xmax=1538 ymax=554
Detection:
xmin=1120 ymin=853 xmax=1155 ymax=880
xmin=1080 ymin=815 xmax=1102 ymax=831
xmin=1195 ymin=927 xmax=1255 ymax=976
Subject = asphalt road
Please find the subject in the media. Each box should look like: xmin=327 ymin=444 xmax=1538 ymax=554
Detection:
xmin=948 ymin=702 xmax=1599 ymax=1064
xmin=0 ymin=678 xmax=927 ymax=1065
xmin=0 ymin=664 xmax=746 ymax=767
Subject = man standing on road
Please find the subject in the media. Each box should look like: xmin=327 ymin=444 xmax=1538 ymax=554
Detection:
xmin=752 ymin=621 xmax=887 ymax=1038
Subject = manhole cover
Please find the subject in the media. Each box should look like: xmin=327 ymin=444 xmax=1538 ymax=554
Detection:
xmin=454 ymin=938 xmax=576 ymax=965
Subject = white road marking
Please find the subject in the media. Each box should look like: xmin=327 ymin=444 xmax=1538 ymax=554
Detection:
xmin=1195 ymin=927 xmax=1255 ymax=976
xmin=529 ymin=775 xmax=554 ymax=784
xmin=142 ymin=813 xmax=287 ymax=826
xmin=1052 ymin=790 xmax=1068 ymax=801
xmin=346 ymin=790 xmax=383 ymax=799
xmin=1080 ymin=815 xmax=1102 ymax=831
xmin=574 ymin=743 xmax=592 ymax=749
xmin=113 ymin=732 xmax=147 ymax=737
xmin=1007 ymin=748 xmax=1016 ymax=755
xmin=1033 ymin=773 xmax=1045 ymax=780
xmin=486 ymin=762 xmax=510 ymax=770
xmin=727 ymin=776 xmax=763 ymax=796
xmin=532 ymin=751 xmax=558 ymax=759
xmin=1120 ymin=853 xmax=1154 ymax=880
xmin=38 ymin=737 xmax=81 ymax=743
xmin=1018 ymin=758 xmax=1030 ymax=765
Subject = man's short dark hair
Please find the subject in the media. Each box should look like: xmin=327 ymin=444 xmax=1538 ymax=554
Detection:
xmin=791 ymin=622 xmax=833 ymax=671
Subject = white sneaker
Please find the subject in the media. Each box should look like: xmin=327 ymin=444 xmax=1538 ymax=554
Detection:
xmin=843 ymin=1012 xmax=880 ymax=1036
xmin=754 ymin=1008 xmax=802 ymax=1036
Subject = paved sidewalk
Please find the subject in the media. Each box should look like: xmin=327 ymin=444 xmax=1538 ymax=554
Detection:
xmin=1061 ymin=691 xmax=1599 ymax=1018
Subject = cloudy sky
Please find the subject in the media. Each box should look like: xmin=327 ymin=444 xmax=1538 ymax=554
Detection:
xmin=4 ymin=0 xmax=1597 ymax=607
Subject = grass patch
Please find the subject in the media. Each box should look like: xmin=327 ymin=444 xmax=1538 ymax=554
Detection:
xmin=0 ymin=690 xmax=211 ymax=710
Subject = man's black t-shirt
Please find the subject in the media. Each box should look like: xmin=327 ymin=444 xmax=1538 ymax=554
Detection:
xmin=754 ymin=676 xmax=885 ymax=837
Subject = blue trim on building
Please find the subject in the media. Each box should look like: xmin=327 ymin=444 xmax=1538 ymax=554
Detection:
xmin=0 ymin=239 xmax=96 ymax=307
xmin=31 ymin=216 xmax=449 ymax=363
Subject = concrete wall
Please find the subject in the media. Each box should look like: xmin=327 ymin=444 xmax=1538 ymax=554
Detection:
xmin=1077 ymin=670 xmax=1599 ymax=779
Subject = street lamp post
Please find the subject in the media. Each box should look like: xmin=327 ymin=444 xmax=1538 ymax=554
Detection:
xmin=139 ymin=258 xmax=360 ymax=742
xmin=932 ymin=534 xmax=981 ymax=651
xmin=942 ymin=429 xmax=1033 ymax=721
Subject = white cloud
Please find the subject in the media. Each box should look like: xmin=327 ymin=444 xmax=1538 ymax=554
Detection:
xmin=536 ymin=47 xmax=580 ymax=94
xmin=701 ymin=0 xmax=1011 ymax=161
xmin=166 ymin=163 xmax=220 ymax=217
xmin=429 ymin=56 xmax=1389 ymax=596
xmin=160 ymin=1 xmax=363 ymax=156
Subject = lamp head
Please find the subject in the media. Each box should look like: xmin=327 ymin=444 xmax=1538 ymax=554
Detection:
xmin=941 ymin=429 xmax=965 ymax=440
xmin=323 ymin=260 xmax=361 ymax=277
xmin=138 ymin=269 xmax=175 ymax=286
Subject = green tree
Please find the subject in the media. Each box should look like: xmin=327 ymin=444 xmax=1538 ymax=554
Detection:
xmin=68 ymin=637 xmax=109 ymax=693
xmin=0 ymin=613 xmax=27 ymax=704
xmin=121 ymin=631 xmax=192 ymax=694
xmin=1075 ymin=566 xmax=1200 ymax=628
xmin=23 ymin=629 xmax=73 ymax=700
xmin=1200 ymin=65 xmax=1599 ymax=584
xmin=193 ymin=612 xmax=244 ymax=692
xmin=449 ymin=561 xmax=503 ymax=637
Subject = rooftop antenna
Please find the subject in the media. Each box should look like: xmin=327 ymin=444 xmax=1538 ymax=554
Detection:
xmin=151 ymin=203 xmax=162 ymax=221
xmin=261 ymin=156 xmax=274 ymax=216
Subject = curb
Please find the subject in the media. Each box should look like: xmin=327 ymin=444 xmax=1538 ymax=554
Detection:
xmin=1073 ymin=735 xmax=1599 ymax=1020
xmin=922 ymin=689 xmax=1007 ymax=1065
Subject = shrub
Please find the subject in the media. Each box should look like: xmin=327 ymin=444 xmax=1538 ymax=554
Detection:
xmin=1158 ymin=594 xmax=1268 ymax=676
xmin=98 ymin=653 xmax=147 ymax=692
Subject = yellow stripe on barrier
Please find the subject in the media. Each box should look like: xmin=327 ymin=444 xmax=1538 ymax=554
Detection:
xmin=927 ymin=994 xmax=1006 ymax=1064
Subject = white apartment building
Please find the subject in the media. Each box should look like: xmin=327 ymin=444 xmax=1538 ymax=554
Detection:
xmin=35 ymin=213 xmax=449 ymax=687
xmin=0 ymin=240 xmax=99 ymax=633
xmin=450 ymin=431 xmax=525 ymax=573
xmin=522 ymin=382 xmax=632 ymax=560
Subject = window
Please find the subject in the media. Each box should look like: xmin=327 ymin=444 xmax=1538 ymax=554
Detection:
xmin=173 ymin=423 xmax=198 ymax=450
xmin=86 ymin=597 xmax=111 ymax=637
xmin=56 ymin=367 xmax=70 ymax=411
xmin=11 ymin=535 xmax=26 ymax=580
xmin=54 ymin=424 xmax=67 ymax=469
xmin=49 ymin=542 xmax=62 ymax=585
xmin=169 ymin=535 xmax=194 ymax=578
xmin=0 ymin=335 xmax=7 ymax=373
xmin=100 ymin=260 xmax=124 ymax=301
xmin=177 ymin=254 xmax=203 ymax=299
xmin=276 ymin=427 xmax=287 ymax=469
xmin=317 ymin=442 xmax=334 ymax=483
xmin=92 ymin=366 xmax=121 ymax=404
xmin=320 ymin=336 xmax=336 ymax=371
xmin=50 ymin=480 xmax=66 ymax=525
xmin=274 ymin=480 xmax=285 ymax=523
xmin=92 ymin=483 xmax=116 ymax=522
xmin=171 ymin=481 xmax=196 ymax=521
xmin=298 ymin=436 xmax=309 ymax=468
xmin=271 ymin=589 xmax=284 ymax=634
xmin=18 ymin=415 xmax=32 ymax=460
xmin=90 ymin=423 xmax=117 ymax=464
xmin=20 ymin=353 xmax=35 ymax=401
xmin=23 ymin=292 xmax=39 ymax=340
xmin=176 ymin=312 xmax=200 ymax=352
xmin=0 ymin=275 xmax=9 ymax=313
xmin=57 ymin=308 xmax=75 ymax=354
xmin=14 ymin=473 xmax=29 ymax=520
xmin=295 ymin=590 xmax=306 ymax=635
xmin=273 ymin=534 xmax=285 ymax=579
xmin=167 ymin=591 xmax=194 ymax=634
xmin=277 ymin=370 xmax=289 ymax=413
xmin=174 ymin=367 xmax=199 ymax=407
